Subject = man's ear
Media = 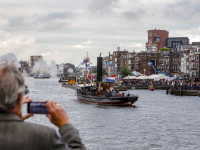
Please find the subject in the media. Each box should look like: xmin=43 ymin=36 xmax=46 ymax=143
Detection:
xmin=17 ymin=93 xmax=23 ymax=104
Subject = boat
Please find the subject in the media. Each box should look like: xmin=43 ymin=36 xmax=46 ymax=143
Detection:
xmin=148 ymin=85 xmax=154 ymax=91
xmin=77 ymin=82 xmax=138 ymax=106
xmin=76 ymin=54 xmax=138 ymax=106
xmin=34 ymin=74 xmax=50 ymax=79
xmin=58 ymin=78 xmax=68 ymax=83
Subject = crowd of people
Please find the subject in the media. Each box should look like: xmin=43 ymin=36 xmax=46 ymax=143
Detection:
xmin=121 ymin=79 xmax=200 ymax=91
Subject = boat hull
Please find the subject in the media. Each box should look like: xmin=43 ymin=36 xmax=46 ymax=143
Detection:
xmin=77 ymin=94 xmax=138 ymax=106
xmin=59 ymin=80 xmax=68 ymax=83
xmin=34 ymin=77 xmax=50 ymax=79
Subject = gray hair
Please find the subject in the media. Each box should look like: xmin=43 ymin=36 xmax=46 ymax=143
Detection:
xmin=0 ymin=59 xmax=25 ymax=111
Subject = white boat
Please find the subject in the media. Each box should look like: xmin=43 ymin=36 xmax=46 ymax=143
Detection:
xmin=34 ymin=74 xmax=50 ymax=79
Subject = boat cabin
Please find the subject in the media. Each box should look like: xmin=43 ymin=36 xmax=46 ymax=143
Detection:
xmin=96 ymin=82 xmax=114 ymax=92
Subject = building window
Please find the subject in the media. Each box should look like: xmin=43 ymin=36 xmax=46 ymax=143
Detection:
xmin=173 ymin=66 xmax=178 ymax=72
xmin=144 ymin=57 xmax=146 ymax=59
xmin=196 ymin=63 xmax=199 ymax=70
xmin=143 ymin=62 xmax=146 ymax=65
xmin=129 ymin=60 xmax=134 ymax=64
xmin=135 ymin=63 xmax=138 ymax=67
xmin=116 ymin=53 xmax=118 ymax=56
xmin=110 ymin=56 xmax=112 ymax=59
xmin=131 ymin=66 xmax=134 ymax=69
xmin=135 ymin=57 xmax=139 ymax=61
xmin=196 ymin=56 xmax=199 ymax=61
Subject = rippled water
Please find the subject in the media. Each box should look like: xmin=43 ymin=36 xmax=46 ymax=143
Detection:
xmin=24 ymin=77 xmax=200 ymax=150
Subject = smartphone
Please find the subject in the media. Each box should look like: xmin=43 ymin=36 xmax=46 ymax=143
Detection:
xmin=27 ymin=102 xmax=49 ymax=114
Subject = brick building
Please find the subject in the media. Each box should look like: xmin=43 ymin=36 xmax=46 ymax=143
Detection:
xmin=108 ymin=47 xmax=129 ymax=76
xmin=30 ymin=55 xmax=43 ymax=68
xmin=107 ymin=48 xmax=159 ymax=76
xmin=146 ymin=28 xmax=169 ymax=53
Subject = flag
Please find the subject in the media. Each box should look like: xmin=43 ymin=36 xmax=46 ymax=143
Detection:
xmin=105 ymin=75 xmax=116 ymax=82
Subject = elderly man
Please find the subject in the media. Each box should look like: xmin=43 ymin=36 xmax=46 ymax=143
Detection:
xmin=0 ymin=59 xmax=86 ymax=150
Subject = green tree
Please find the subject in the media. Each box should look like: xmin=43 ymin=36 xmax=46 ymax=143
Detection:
xmin=65 ymin=63 xmax=75 ymax=72
xmin=119 ymin=66 xmax=133 ymax=78
xmin=91 ymin=67 xmax=108 ymax=76
xmin=64 ymin=72 xmax=69 ymax=77
xmin=160 ymin=48 xmax=169 ymax=51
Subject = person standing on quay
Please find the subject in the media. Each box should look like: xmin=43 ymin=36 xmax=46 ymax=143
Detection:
xmin=0 ymin=59 xmax=86 ymax=150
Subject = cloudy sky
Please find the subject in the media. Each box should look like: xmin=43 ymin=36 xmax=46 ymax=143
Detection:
xmin=0 ymin=0 xmax=200 ymax=66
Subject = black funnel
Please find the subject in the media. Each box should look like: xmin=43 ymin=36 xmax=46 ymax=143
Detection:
xmin=97 ymin=57 xmax=102 ymax=82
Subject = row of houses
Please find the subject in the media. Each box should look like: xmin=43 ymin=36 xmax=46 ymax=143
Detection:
xmin=102 ymin=28 xmax=200 ymax=79
xmin=103 ymin=44 xmax=200 ymax=79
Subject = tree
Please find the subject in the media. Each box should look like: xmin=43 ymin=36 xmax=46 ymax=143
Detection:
xmin=160 ymin=48 xmax=169 ymax=51
xmin=64 ymin=72 xmax=69 ymax=77
xmin=91 ymin=67 xmax=108 ymax=76
xmin=119 ymin=66 xmax=133 ymax=78
xmin=65 ymin=63 xmax=75 ymax=72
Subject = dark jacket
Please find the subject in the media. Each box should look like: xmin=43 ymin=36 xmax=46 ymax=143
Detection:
xmin=0 ymin=113 xmax=86 ymax=150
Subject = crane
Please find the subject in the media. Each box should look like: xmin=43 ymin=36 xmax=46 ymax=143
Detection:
xmin=148 ymin=62 xmax=174 ymax=77
xmin=107 ymin=61 xmax=119 ymax=78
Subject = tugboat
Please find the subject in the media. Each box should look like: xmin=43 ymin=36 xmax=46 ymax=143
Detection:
xmin=76 ymin=55 xmax=138 ymax=106
xmin=34 ymin=74 xmax=50 ymax=79
xmin=77 ymin=82 xmax=138 ymax=106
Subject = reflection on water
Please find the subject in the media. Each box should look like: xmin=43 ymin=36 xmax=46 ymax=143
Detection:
xmin=24 ymin=77 xmax=200 ymax=150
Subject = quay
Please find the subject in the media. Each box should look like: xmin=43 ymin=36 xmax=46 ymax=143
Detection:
xmin=166 ymin=85 xmax=200 ymax=96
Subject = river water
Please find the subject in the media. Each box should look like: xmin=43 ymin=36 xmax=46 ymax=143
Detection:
xmin=24 ymin=77 xmax=200 ymax=150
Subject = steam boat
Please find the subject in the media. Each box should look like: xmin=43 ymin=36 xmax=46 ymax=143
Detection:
xmin=34 ymin=74 xmax=50 ymax=79
xmin=77 ymin=82 xmax=138 ymax=106
xmin=76 ymin=55 xmax=138 ymax=106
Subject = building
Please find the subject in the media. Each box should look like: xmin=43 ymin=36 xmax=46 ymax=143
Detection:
xmin=188 ymin=46 xmax=200 ymax=79
xmin=19 ymin=61 xmax=30 ymax=73
xmin=167 ymin=37 xmax=189 ymax=51
xmin=107 ymin=48 xmax=158 ymax=76
xmin=181 ymin=53 xmax=189 ymax=79
xmin=146 ymin=28 xmax=169 ymax=53
xmin=68 ymin=68 xmax=74 ymax=73
xmin=108 ymin=47 xmax=129 ymax=76
xmin=30 ymin=55 xmax=43 ymax=68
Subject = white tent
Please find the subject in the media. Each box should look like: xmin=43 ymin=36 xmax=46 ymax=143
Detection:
xmin=123 ymin=74 xmax=173 ymax=80
xmin=148 ymin=74 xmax=173 ymax=80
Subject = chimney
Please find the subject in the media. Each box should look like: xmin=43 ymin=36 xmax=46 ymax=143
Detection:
xmin=118 ymin=47 xmax=120 ymax=51
xmin=97 ymin=57 xmax=102 ymax=82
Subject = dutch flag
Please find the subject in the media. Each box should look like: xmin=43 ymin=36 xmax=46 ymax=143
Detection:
xmin=105 ymin=75 xmax=116 ymax=82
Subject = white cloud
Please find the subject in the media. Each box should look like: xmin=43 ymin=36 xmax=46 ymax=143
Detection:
xmin=0 ymin=34 xmax=36 ymax=48
xmin=74 ymin=45 xmax=84 ymax=49
xmin=128 ymin=42 xmax=143 ymax=48
xmin=83 ymin=40 xmax=93 ymax=44
xmin=0 ymin=0 xmax=199 ymax=67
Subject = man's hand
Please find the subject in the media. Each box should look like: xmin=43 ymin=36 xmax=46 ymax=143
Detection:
xmin=46 ymin=100 xmax=70 ymax=127
xmin=21 ymin=96 xmax=33 ymax=121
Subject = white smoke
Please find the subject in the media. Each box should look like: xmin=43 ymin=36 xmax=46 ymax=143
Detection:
xmin=0 ymin=53 xmax=20 ymax=67
xmin=32 ymin=60 xmax=58 ymax=77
